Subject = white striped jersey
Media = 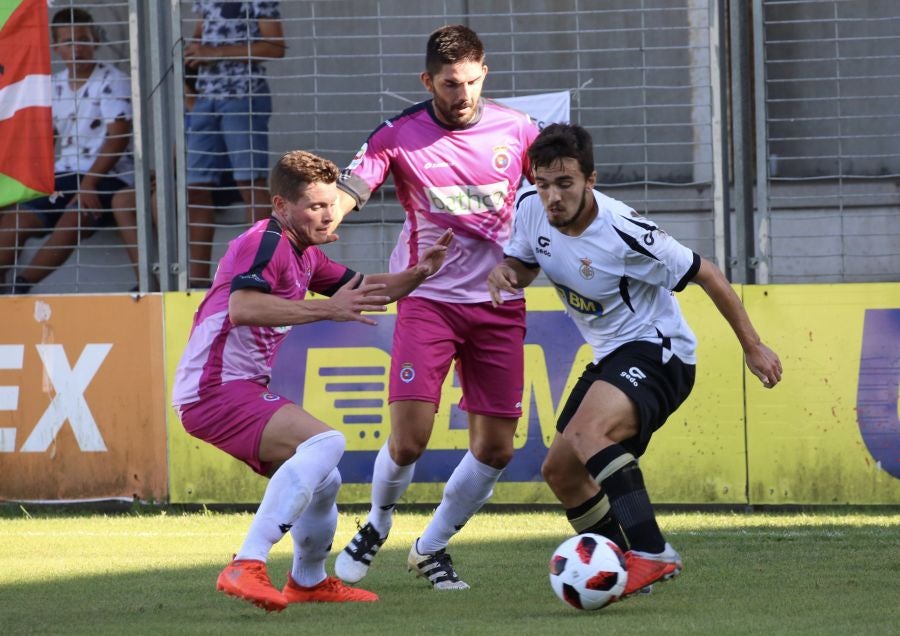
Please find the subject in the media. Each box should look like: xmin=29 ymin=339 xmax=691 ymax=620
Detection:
xmin=504 ymin=186 xmax=701 ymax=364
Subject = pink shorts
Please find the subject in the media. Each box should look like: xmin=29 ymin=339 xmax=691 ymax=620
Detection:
xmin=389 ymin=296 xmax=526 ymax=418
xmin=177 ymin=379 xmax=289 ymax=476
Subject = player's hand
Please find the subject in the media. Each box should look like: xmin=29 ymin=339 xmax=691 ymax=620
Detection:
xmin=328 ymin=273 xmax=391 ymax=325
xmin=745 ymin=342 xmax=782 ymax=388
xmin=487 ymin=262 xmax=519 ymax=307
xmin=411 ymin=229 xmax=453 ymax=278
xmin=323 ymin=207 xmax=346 ymax=243
xmin=319 ymin=231 xmax=340 ymax=245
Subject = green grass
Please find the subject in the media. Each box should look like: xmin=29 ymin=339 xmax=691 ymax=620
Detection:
xmin=1 ymin=506 xmax=898 ymax=635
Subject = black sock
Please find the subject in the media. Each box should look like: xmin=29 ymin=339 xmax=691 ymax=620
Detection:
xmin=585 ymin=445 xmax=665 ymax=553
xmin=565 ymin=490 xmax=628 ymax=550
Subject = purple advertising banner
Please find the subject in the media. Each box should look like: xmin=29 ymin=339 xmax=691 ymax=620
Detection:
xmin=270 ymin=309 xmax=585 ymax=484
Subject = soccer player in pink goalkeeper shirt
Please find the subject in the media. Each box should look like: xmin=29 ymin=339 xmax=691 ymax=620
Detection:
xmin=172 ymin=150 xmax=451 ymax=611
xmin=332 ymin=25 xmax=540 ymax=590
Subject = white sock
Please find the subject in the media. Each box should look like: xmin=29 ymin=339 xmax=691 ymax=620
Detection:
xmin=236 ymin=430 xmax=345 ymax=562
xmin=366 ymin=442 xmax=415 ymax=539
xmin=290 ymin=468 xmax=341 ymax=587
xmin=417 ymin=451 xmax=502 ymax=554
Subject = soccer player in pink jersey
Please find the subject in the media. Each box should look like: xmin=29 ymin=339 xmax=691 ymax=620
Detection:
xmin=172 ymin=150 xmax=451 ymax=611
xmin=332 ymin=25 xmax=540 ymax=590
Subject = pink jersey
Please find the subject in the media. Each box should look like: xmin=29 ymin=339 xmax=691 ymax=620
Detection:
xmin=339 ymin=98 xmax=539 ymax=303
xmin=172 ymin=217 xmax=353 ymax=406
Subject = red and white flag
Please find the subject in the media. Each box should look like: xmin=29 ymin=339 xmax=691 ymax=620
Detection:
xmin=0 ymin=0 xmax=54 ymax=207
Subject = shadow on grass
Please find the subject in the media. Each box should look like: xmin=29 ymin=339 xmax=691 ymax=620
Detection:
xmin=3 ymin=536 xmax=674 ymax=636
xmin=3 ymin=509 xmax=898 ymax=635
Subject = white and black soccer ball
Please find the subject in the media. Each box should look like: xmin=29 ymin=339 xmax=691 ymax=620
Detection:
xmin=548 ymin=533 xmax=628 ymax=610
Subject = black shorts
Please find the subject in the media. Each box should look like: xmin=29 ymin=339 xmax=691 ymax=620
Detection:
xmin=556 ymin=340 xmax=696 ymax=458
xmin=22 ymin=172 xmax=128 ymax=229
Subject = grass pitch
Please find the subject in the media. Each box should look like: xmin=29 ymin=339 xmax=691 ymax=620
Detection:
xmin=0 ymin=506 xmax=898 ymax=635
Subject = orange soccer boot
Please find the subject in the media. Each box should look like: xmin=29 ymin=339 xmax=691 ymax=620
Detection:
xmin=282 ymin=574 xmax=379 ymax=603
xmin=216 ymin=558 xmax=288 ymax=612
xmin=621 ymin=542 xmax=683 ymax=599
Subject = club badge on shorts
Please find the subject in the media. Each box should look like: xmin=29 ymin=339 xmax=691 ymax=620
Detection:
xmin=399 ymin=362 xmax=416 ymax=383
xmin=261 ymin=392 xmax=281 ymax=402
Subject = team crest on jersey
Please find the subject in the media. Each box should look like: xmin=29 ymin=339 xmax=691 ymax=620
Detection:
xmin=261 ymin=392 xmax=281 ymax=402
xmin=492 ymin=145 xmax=511 ymax=171
xmin=579 ymin=258 xmax=595 ymax=280
xmin=347 ymin=143 xmax=367 ymax=170
xmin=399 ymin=363 xmax=416 ymax=383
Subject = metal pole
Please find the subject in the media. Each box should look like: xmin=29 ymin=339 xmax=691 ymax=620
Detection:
xmin=710 ymin=0 xmax=730 ymax=275
xmin=147 ymin=2 xmax=178 ymax=292
xmin=127 ymin=0 xmax=153 ymax=292
xmin=752 ymin=0 xmax=770 ymax=284
xmin=170 ymin=0 xmax=188 ymax=291
xmin=728 ymin=0 xmax=755 ymax=283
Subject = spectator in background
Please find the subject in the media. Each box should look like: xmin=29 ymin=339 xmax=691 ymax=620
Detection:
xmin=112 ymin=66 xmax=242 ymax=289
xmin=0 ymin=7 xmax=133 ymax=294
xmin=183 ymin=1 xmax=285 ymax=287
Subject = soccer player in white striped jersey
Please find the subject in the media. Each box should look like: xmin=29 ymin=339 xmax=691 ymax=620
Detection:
xmin=488 ymin=123 xmax=782 ymax=599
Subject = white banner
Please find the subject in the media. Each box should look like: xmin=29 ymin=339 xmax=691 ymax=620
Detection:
xmin=495 ymin=90 xmax=571 ymax=129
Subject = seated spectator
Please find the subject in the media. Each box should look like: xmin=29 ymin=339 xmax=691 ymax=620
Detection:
xmin=113 ymin=67 xmax=242 ymax=289
xmin=0 ymin=8 xmax=134 ymax=294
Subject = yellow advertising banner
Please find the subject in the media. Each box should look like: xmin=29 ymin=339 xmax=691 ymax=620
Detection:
xmin=161 ymin=282 xmax=900 ymax=505
xmin=642 ymin=285 xmax=748 ymax=503
xmin=164 ymin=291 xmax=267 ymax=503
xmin=10 ymin=283 xmax=898 ymax=505
xmin=165 ymin=287 xmax=750 ymax=505
xmin=0 ymin=294 xmax=167 ymax=501
xmin=744 ymin=283 xmax=900 ymax=504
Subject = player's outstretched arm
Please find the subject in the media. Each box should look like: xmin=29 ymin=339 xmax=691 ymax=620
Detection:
xmin=229 ymin=273 xmax=392 ymax=328
xmin=487 ymin=257 xmax=540 ymax=307
xmin=692 ymin=257 xmax=783 ymax=388
xmin=364 ymin=229 xmax=453 ymax=302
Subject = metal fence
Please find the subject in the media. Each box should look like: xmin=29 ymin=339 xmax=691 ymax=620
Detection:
xmin=2 ymin=0 xmax=897 ymax=294
xmin=759 ymin=0 xmax=900 ymax=282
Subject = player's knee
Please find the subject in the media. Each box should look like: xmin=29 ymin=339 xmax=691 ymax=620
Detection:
xmin=541 ymin=455 xmax=564 ymax=492
xmin=292 ymin=429 xmax=346 ymax=472
xmin=315 ymin=467 xmax=341 ymax=501
xmin=388 ymin=436 xmax=426 ymax=466
xmin=470 ymin=444 xmax=513 ymax=469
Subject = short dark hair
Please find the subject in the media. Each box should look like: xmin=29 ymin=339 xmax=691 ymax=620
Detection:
xmin=51 ymin=8 xmax=99 ymax=42
xmin=425 ymin=25 xmax=485 ymax=76
xmin=269 ymin=151 xmax=339 ymax=202
xmin=527 ymin=123 xmax=595 ymax=179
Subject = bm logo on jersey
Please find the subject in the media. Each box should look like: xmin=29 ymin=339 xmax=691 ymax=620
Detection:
xmin=554 ymin=284 xmax=603 ymax=316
